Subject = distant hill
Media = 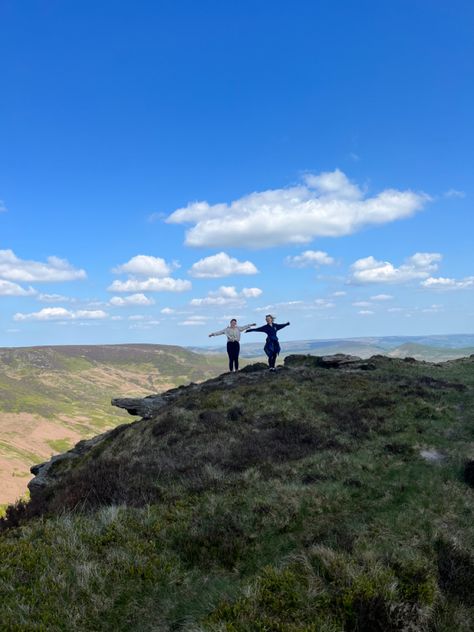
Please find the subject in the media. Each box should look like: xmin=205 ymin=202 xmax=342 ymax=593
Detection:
xmin=388 ymin=342 xmax=474 ymax=362
xmin=191 ymin=333 xmax=474 ymax=360
xmin=0 ymin=344 xmax=225 ymax=505
xmin=2 ymin=354 xmax=474 ymax=630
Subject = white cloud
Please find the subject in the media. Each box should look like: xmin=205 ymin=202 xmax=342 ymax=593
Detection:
xmin=332 ymin=291 xmax=347 ymax=297
xmin=421 ymin=276 xmax=474 ymax=290
xmin=109 ymin=293 xmax=155 ymax=307
xmin=285 ymin=250 xmax=335 ymax=268
xmin=241 ymin=287 xmax=262 ymax=298
xmin=179 ymin=319 xmax=208 ymax=326
xmin=358 ymin=310 xmax=374 ymax=315
xmin=38 ymin=293 xmax=72 ymax=303
xmin=255 ymin=298 xmax=334 ymax=312
xmin=14 ymin=308 xmax=108 ymax=321
xmin=108 ymin=277 xmax=191 ymax=293
xmin=189 ymin=252 xmax=258 ymax=278
xmin=370 ymin=294 xmax=393 ymax=301
xmin=113 ymin=255 xmax=176 ymax=277
xmin=352 ymin=301 xmax=372 ymax=307
xmin=349 ymin=253 xmax=441 ymax=284
xmin=190 ymin=285 xmax=262 ymax=307
xmin=0 ymin=249 xmax=86 ymax=282
xmin=178 ymin=315 xmax=210 ymax=326
xmin=160 ymin=307 xmax=175 ymax=314
xmin=314 ymin=298 xmax=335 ymax=308
xmin=0 ymin=200 xmax=7 ymax=213
xmin=166 ymin=169 xmax=429 ymax=248
xmin=444 ymin=189 xmax=466 ymax=199
xmin=0 ymin=280 xmax=37 ymax=296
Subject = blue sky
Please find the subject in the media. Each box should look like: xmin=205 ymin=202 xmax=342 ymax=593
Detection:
xmin=0 ymin=0 xmax=473 ymax=347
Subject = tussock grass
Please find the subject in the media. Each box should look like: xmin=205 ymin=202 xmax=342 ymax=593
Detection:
xmin=1 ymin=355 xmax=474 ymax=629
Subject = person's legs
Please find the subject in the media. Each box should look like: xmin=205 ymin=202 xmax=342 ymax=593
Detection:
xmin=234 ymin=341 xmax=240 ymax=371
xmin=227 ymin=341 xmax=233 ymax=371
xmin=268 ymin=353 xmax=277 ymax=368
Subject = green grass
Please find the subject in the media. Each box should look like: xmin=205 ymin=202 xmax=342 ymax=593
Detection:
xmin=1 ymin=354 xmax=474 ymax=629
xmin=47 ymin=439 xmax=74 ymax=453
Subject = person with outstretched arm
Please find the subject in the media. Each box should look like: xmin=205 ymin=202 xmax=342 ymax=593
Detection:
xmin=245 ymin=315 xmax=290 ymax=371
xmin=209 ymin=319 xmax=256 ymax=372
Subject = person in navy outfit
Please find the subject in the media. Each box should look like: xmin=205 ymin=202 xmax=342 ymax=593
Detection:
xmin=245 ymin=315 xmax=290 ymax=371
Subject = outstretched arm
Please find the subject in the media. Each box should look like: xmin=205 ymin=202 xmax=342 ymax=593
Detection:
xmin=238 ymin=323 xmax=256 ymax=331
xmin=209 ymin=328 xmax=226 ymax=337
xmin=245 ymin=325 xmax=268 ymax=333
xmin=275 ymin=322 xmax=290 ymax=331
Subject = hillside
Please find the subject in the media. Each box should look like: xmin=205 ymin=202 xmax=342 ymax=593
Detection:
xmin=0 ymin=344 xmax=225 ymax=506
xmin=193 ymin=333 xmax=474 ymax=361
xmin=1 ymin=353 xmax=474 ymax=630
xmin=387 ymin=343 xmax=474 ymax=362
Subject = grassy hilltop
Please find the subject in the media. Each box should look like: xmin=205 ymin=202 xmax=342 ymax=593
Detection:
xmin=0 ymin=344 xmax=225 ymax=506
xmin=1 ymin=353 xmax=474 ymax=630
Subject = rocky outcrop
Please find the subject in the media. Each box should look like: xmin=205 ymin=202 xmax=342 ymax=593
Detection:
xmin=28 ymin=354 xmax=373 ymax=495
xmin=26 ymin=353 xmax=459 ymax=504
xmin=28 ymin=426 xmax=127 ymax=495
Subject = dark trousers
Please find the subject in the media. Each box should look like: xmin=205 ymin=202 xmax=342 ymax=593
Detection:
xmin=227 ymin=341 xmax=240 ymax=371
xmin=268 ymin=353 xmax=277 ymax=368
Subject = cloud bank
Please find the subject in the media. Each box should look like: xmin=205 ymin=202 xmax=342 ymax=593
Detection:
xmin=109 ymin=293 xmax=155 ymax=306
xmin=166 ymin=169 xmax=428 ymax=248
xmin=14 ymin=308 xmax=107 ymax=321
xmin=110 ymin=254 xmax=190 ymax=293
xmin=189 ymin=252 xmax=258 ymax=278
xmin=421 ymin=276 xmax=474 ymax=290
xmin=349 ymin=253 xmax=441 ymax=284
xmin=285 ymin=250 xmax=335 ymax=268
xmin=0 ymin=280 xmax=37 ymax=296
xmin=190 ymin=286 xmax=262 ymax=306
xmin=0 ymin=250 xmax=86 ymax=282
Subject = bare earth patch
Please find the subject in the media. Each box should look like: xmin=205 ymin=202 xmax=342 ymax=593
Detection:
xmin=0 ymin=413 xmax=84 ymax=505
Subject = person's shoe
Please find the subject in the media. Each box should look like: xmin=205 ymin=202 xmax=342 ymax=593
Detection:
xmin=269 ymin=367 xmax=276 ymax=372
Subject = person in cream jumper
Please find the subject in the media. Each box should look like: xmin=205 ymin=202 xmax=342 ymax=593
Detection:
xmin=209 ymin=319 xmax=256 ymax=372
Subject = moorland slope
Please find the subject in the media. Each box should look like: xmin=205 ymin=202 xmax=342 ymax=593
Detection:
xmin=1 ymin=353 xmax=474 ymax=630
xmin=0 ymin=344 xmax=224 ymax=505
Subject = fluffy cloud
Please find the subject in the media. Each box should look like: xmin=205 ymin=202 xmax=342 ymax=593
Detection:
xmin=189 ymin=252 xmax=258 ymax=278
xmin=190 ymin=286 xmax=262 ymax=306
xmin=370 ymin=294 xmax=393 ymax=301
xmin=421 ymin=276 xmax=474 ymax=290
xmin=108 ymin=278 xmax=191 ymax=293
xmin=113 ymin=255 xmax=175 ymax=277
xmin=109 ymin=293 xmax=155 ymax=306
xmin=166 ymin=169 xmax=428 ymax=248
xmin=359 ymin=310 xmax=374 ymax=315
xmin=110 ymin=254 xmax=189 ymax=294
xmin=0 ymin=200 xmax=7 ymax=213
xmin=0 ymin=280 xmax=37 ymax=296
xmin=14 ymin=308 xmax=107 ymax=321
xmin=349 ymin=253 xmax=441 ymax=284
xmin=285 ymin=250 xmax=335 ymax=268
xmin=0 ymin=249 xmax=86 ymax=282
